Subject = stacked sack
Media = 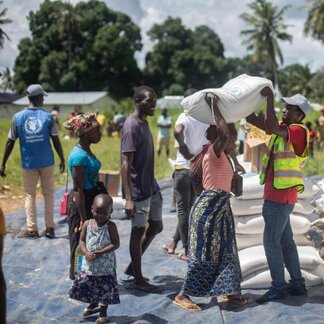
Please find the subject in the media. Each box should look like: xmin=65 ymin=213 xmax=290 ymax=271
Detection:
xmin=232 ymin=159 xmax=324 ymax=289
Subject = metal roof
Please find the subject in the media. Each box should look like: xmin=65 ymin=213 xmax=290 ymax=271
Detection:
xmin=13 ymin=91 xmax=108 ymax=106
xmin=0 ymin=92 xmax=22 ymax=104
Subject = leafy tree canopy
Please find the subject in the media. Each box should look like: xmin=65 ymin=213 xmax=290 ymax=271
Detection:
xmin=13 ymin=0 xmax=142 ymax=99
xmin=144 ymin=17 xmax=229 ymax=96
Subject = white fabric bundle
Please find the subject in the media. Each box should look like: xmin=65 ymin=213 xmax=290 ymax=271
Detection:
xmin=181 ymin=74 xmax=273 ymax=124
xmin=241 ymin=269 xmax=323 ymax=289
xmin=234 ymin=214 xmax=311 ymax=235
xmin=231 ymin=198 xmax=314 ymax=216
xmin=236 ymin=233 xmax=313 ymax=251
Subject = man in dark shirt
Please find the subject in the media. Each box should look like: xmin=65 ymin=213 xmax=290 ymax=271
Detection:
xmin=121 ymin=86 xmax=163 ymax=293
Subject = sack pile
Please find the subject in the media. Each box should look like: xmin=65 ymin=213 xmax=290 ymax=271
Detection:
xmin=232 ymin=157 xmax=324 ymax=289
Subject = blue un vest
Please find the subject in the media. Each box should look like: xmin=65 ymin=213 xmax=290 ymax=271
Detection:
xmin=15 ymin=108 xmax=54 ymax=169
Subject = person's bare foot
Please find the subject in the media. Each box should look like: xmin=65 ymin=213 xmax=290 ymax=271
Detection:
xmin=178 ymin=253 xmax=189 ymax=262
xmin=162 ymin=239 xmax=177 ymax=254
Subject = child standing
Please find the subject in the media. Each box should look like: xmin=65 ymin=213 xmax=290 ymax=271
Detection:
xmin=69 ymin=194 xmax=120 ymax=324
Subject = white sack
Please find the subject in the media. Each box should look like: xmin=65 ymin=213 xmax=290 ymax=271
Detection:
xmin=239 ymin=245 xmax=324 ymax=278
xmin=236 ymin=233 xmax=313 ymax=251
xmin=181 ymin=74 xmax=273 ymax=124
xmin=299 ymin=177 xmax=321 ymax=199
xmin=235 ymin=214 xmax=311 ymax=235
xmin=231 ymin=198 xmax=314 ymax=216
xmin=241 ymin=269 xmax=322 ymax=289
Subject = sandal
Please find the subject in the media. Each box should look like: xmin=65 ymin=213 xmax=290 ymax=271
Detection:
xmin=173 ymin=295 xmax=202 ymax=311
xmin=96 ymin=317 xmax=109 ymax=324
xmin=82 ymin=305 xmax=100 ymax=317
xmin=223 ymin=294 xmax=247 ymax=305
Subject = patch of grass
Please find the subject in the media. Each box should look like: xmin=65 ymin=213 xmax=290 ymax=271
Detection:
xmin=1 ymin=106 xmax=323 ymax=197
xmin=0 ymin=108 xmax=181 ymax=196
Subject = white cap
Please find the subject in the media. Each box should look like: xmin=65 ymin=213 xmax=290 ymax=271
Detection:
xmin=281 ymin=94 xmax=311 ymax=116
xmin=26 ymin=84 xmax=48 ymax=97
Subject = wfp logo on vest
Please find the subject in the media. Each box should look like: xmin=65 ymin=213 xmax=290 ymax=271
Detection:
xmin=25 ymin=116 xmax=42 ymax=134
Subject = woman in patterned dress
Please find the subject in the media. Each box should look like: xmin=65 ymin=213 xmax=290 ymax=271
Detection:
xmin=173 ymin=94 xmax=246 ymax=310
xmin=69 ymin=194 xmax=120 ymax=324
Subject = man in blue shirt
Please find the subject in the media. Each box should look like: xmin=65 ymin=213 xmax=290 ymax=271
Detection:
xmin=0 ymin=84 xmax=65 ymax=239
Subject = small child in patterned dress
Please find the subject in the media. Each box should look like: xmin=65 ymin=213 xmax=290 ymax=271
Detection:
xmin=69 ymin=194 xmax=120 ymax=324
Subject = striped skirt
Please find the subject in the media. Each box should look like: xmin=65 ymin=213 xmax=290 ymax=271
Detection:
xmin=182 ymin=189 xmax=242 ymax=297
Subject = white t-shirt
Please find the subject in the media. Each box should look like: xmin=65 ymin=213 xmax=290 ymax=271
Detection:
xmin=175 ymin=113 xmax=209 ymax=169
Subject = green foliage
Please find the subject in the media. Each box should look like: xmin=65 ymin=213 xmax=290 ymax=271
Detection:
xmin=310 ymin=68 xmax=324 ymax=102
xmin=13 ymin=0 xmax=142 ymax=99
xmin=240 ymin=0 xmax=292 ymax=87
xmin=0 ymin=0 xmax=12 ymax=48
xmin=304 ymin=0 xmax=324 ymax=43
xmin=144 ymin=17 xmax=228 ymax=95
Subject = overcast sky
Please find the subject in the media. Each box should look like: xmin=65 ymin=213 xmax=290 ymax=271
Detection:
xmin=0 ymin=0 xmax=323 ymax=74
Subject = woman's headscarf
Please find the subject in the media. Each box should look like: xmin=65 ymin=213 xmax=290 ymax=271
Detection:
xmin=63 ymin=112 xmax=100 ymax=137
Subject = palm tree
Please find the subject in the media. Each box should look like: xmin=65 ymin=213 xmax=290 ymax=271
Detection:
xmin=0 ymin=67 xmax=13 ymax=92
xmin=304 ymin=0 xmax=324 ymax=43
xmin=0 ymin=1 xmax=12 ymax=48
xmin=240 ymin=0 xmax=292 ymax=91
xmin=57 ymin=1 xmax=82 ymax=69
xmin=291 ymin=64 xmax=314 ymax=97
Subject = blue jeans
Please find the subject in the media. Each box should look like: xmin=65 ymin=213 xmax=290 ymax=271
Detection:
xmin=263 ymin=200 xmax=305 ymax=291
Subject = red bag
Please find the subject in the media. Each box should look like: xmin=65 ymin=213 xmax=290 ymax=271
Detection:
xmin=60 ymin=192 xmax=70 ymax=216
xmin=60 ymin=168 xmax=69 ymax=216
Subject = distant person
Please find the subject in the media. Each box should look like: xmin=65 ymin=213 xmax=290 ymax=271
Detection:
xmin=69 ymin=194 xmax=120 ymax=324
xmin=51 ymin=105 xmax=61 ymax=130
xmin=96 ymin=110 xmax=106 ymax=129
xmin=318 ymin=107 xmax=324 ymax=149
xmin=237 ymin=118 xmax=250 ymax=154
xmin=247 ymin=90 xmax=310 ymax=303
xmin=162 ymin=89 xmax=209 ymax=261
xmin=306 ymin=121 xmax=317 ymax=158
xmin=114 ymin=112 xmax=126 ymax=134
xmin=0 ymin=207 xmax=6 ymax=324
xmin=0 ymin=84 xmax=65 ymax=239
xmin=157 ymin=108 xmax=172 ymax=157
xmin=63 ymin=112 xmax=108 ymax=280
xmin=121 ymin=86 xmax=163 ymax=293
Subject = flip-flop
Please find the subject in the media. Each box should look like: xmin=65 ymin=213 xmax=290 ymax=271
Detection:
xmin=162 ymin=244 xmax=175 ymax=254
xmin=95 ymin=317 xmax=109 ymax=324
xmin=119 ymin=274 xmax=149 ymax=283
xmin=173 ymin=297 xmax=202 ymax=311
xmin=82 ymin=305 xmax=100 ymax=317
xmin=129 ymin=282 xmax=161 ymax=294
xmin=223 ymin=294 xmax=247 ymax=305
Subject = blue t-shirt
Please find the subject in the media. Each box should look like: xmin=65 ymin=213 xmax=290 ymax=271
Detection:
xmin=68 ymin=145 xmax=101 ymax=190
xmin=9 ymin=107 xmax=57 ymax=169
xmin=121 ymin=113 xmax=159 ymax=201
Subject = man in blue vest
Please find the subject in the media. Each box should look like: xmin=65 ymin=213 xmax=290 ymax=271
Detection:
xmin=0 ymin=84 xmax=65 ymax=239
xmin=247 ymin=87 xmax=310 ymax=303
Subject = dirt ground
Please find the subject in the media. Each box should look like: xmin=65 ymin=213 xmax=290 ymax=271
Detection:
xmin=0 ymin=193 xmax=43 ymax=214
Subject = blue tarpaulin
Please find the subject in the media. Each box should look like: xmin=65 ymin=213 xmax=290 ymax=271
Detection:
xmin=3 ymin=179 xmax=324 ymax=323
